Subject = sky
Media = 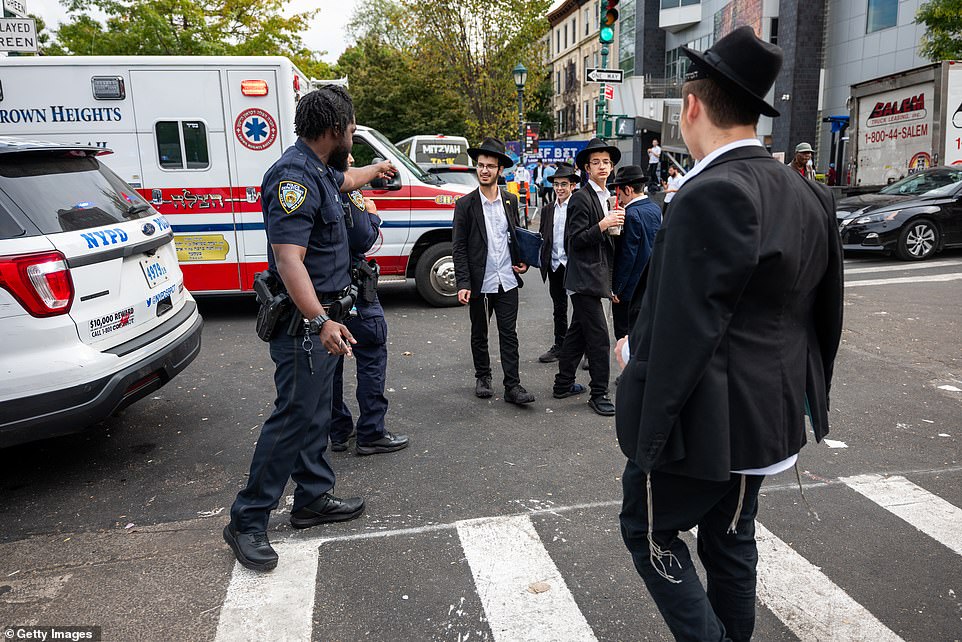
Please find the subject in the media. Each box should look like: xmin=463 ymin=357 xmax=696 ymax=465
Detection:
xmin=25 ymin=0 xmax=361 ymax=64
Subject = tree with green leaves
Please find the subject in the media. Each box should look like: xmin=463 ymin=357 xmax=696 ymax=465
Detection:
xmin=47 ymin=0 xmax=333 ymax=79
xmin=917 ymin=0 xmax=962 ymax=61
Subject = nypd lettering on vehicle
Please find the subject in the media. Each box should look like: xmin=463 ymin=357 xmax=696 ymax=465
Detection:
xmin=0 ymin=106 xmax=123 ymax=125
xmin=80 ymin=227 xmax=129 ymax=249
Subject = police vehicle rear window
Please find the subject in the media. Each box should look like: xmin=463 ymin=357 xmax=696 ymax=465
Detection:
xmin=0 ymin=153 xmax=153 ymax=235
xmin=0 ymin=201 xmax=25 ymax=240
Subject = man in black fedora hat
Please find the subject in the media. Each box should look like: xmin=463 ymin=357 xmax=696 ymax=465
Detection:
xmin=607 ymin=165 xmax=661 ymax=340
xmin=536 ymin=162 xmax=578 ymax=363
xmin=614 ymin=26 xmax=843 ymax=641
xmin=452 ymin=137 xmax=535 ymax=405
xmin=551 ymin=137 xmax=625 ymax=416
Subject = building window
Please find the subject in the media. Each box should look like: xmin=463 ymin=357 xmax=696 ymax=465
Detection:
xmin=584 ymin=55 xmax=590 ymax=75
xmin=155 ymin=120 xmax=209 ymax=170
xmin=571 ymin=17 xmax=576 ymax=43
xmin=564 ymin=22 xmax=568 ymax=49
xmin=556 ymin=71 xmax=561 ymax=93
xmin=866 ymin=0 xmax=897 ymax=33
xmin=585 ymin=8 xmax=590 ymax=35
xmin=595 ymin=1 xmax=600 ymax=29
xmin=583 ymin=101 xmax=589 ymax=129
xmin=770 ymin=17 xmax=778 ymax=45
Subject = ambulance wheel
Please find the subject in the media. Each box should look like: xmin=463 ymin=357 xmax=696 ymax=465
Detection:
xmin=415 ymin=242 xmax=459 ymax=307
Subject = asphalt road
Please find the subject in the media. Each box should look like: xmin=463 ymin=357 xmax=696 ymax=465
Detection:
xmin=1 ymin=250 xmax=961 ymax=641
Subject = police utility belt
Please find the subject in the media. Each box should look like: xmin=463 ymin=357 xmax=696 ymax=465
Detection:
xmin=253 ymin=270 xmax=357 ymax=342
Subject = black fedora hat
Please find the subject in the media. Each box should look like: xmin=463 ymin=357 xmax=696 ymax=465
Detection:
xmin=547 ymin=162 xmax=578 ymax=183
xmin=468 ymin=137 xmax=514 ymax=169
xmin=608 ymin=165 xmax=648 ymax=187
xmin=682 ymin=25 xmax=783 ymax=118
xmin=575 ymin=138 xmax=621 ymax=170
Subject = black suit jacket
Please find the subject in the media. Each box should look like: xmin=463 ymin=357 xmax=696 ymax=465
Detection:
xmin=452 ymin=188 xmax=525 ymax=295
xmin=615 ymin=146 xmax=844 ymax=481
xmin=538 ymin=201 xmax=560 ymax=281
xmin=562 ymin=184 xmax=615 ymax=298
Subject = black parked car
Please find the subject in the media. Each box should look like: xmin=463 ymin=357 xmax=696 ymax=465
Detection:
xmin=837 ymin=167 xmax=962 ymax=260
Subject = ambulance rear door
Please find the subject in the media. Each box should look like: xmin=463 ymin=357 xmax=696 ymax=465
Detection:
xmin=128 ymin=68 xmax=239 ymax=292
xmin=225 ymin=68 xmax=286 ymax=290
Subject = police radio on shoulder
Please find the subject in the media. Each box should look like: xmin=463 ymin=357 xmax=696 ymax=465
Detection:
xmin=308 ymin=313 xmax=331 ymax=334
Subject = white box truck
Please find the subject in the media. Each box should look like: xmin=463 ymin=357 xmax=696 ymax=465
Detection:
xmin=849 ymin=60 xmax=962 ymax=187
xmin=0 ymin=56 xmax=472 ymax=306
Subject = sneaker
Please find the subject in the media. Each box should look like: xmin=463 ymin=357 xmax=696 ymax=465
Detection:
xmin=356 ymin=431 xmax=410 ymax=456
xmin=475 ymin=376 xmax=493 ymax=399
xmin=505 ymin=385 xmax=535 ymax=405
xmin=538 ymin=345 xmax=561 ymax=363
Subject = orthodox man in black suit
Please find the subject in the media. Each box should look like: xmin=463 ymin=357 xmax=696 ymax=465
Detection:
xmin=551 ymin=138 xmax=625 ymax=416
xmin=452 ymin=138 xmax=535 ymax=405
xmin=536 ymin=163 xmax=578 ymax=363
xmin=615 ymin=26 xmax=843 ymax=641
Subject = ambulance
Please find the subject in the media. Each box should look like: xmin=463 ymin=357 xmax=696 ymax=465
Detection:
xmin=0 ymin=56 xmax=472 ymax=306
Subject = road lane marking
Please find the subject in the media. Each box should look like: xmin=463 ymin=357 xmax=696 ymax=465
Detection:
xmin=845 ymin=273 xmax=962 ymax=287
xmin=215 ymin=539 xmax=318 ymax=642
xmin=456 ymin=514 xmax=598 ymax=642
xmin=754 ymin=522 xmax=905 ymax=642
xmin=845 ymin=259 xmax=962 ymax=274
xmin=840 ymin=474 xmax=962 ymax=557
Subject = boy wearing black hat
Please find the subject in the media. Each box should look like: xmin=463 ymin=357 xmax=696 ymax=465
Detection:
xmin=452 ymin=137 xmax=535 ymax=405
xmin=615 ymin=26 xmax=843 ymax=641
xmin=551 ymin=138 xmax=625 ymax=416
xmin=536 ymin=163 xmax=578 ymax=363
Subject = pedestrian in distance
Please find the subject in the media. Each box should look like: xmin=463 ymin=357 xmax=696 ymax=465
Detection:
xmin=662 ymin=164 xmax=684 ymax=204
xmin=614 ymin=26 xmax=843 ymax=641
xmin=536 ymin=163 xmax=579 ymax=363
xmin=551 ymin=138 xmax=624 ymax=417
xmin=541 ymin=162 xmax=557 ymax=204
xmin=789 ymin=142 xmax=817 ymax=180
xmin=608 ymin=165 xmax=661 ymax=340
xmin=452 ymin=137 xmax=535 ymax=405
xmin=224 ymin=85 xmax=397 ymax=573
xmin=647 ymin=138 xmax=662 ymax=187
xmin=329 ymin=154 xmax=409 ymax=457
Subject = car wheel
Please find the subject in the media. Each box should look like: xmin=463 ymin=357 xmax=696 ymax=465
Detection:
xmin=415 ymin=242 xmax=460 ymax=307
xmin=895 ymin=218 xmax=940 ymax=261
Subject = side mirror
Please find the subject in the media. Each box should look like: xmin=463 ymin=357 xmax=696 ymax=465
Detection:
xmin=371 ymin=174 xmax=401 ymax=190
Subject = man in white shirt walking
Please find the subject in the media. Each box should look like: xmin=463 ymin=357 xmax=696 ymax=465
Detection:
xmin=647 ymin=139 xmax=662 ymax=186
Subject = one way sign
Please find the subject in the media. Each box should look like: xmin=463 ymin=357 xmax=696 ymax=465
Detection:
xmin=584 ymin=68 xmax=624 ymax=84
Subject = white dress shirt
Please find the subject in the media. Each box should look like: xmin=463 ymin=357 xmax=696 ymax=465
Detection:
xmin=480 ymin=189 xmax=517 ymax=294
xmin=587 ymin=178 xmax=610 ymax=214
xmin=551 ymin=197 xmax=569 ymax=271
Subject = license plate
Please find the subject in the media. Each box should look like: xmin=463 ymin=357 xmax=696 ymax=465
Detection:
xmin=140 ymin=255 xmax=170 ymax=288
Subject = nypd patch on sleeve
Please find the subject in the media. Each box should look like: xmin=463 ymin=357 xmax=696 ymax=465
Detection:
xmin=348 ymin=190 xmax=365 ymax=211
xmin=279 ymin=181 xmax=308 ymax=214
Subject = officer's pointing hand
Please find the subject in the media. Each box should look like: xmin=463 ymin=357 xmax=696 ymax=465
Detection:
xmin=376 ymin=160 xmax=397 ymax=178
xmin=320 ymin=320 xmax=356 ymax=356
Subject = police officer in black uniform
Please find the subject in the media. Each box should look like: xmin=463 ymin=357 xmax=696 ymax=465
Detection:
xmin=224 ymin=86 xmax=396 ymax=572
xmin=330 ymin=157 xmax=409 ymax=455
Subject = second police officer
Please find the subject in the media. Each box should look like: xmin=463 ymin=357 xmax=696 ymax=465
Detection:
xmin=329 ymin=154 xmax=409 ymax=455
xmin=224 ymin=86 xmax=397 ymax=572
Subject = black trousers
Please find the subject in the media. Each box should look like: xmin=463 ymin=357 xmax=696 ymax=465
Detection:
xmin=230 ymin=332 xmax=338 ymax=533
xmin=468 ymin=286 xmax=520 ymax=389
xmin=620 ymin=461 xmax=765 ymax=642
xmin=649 ymin=162 xmax=661 ymax=184
xmin=546 ymin=264 xmax=569 ymax=348
xmin=611 ymin=297 xmax=632 ymax=340
xmin=553 ymin=293 xmax=609 ymax=398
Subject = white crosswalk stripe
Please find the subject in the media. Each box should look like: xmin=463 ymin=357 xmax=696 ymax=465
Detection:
xmin=214 ymin=476 xmax=962 ymax=641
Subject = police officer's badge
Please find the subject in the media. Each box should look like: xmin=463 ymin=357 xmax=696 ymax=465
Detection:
xmin=348 ymin=190 xmax=365 ymax=211
xmin=278 ymin=181 xmax=308 ymax=214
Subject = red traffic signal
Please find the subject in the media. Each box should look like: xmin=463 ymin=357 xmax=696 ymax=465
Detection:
xmin=603 ymin=0 xmax=620 ymax=27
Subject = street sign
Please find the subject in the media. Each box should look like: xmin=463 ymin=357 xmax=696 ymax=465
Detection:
xmin=0 ymin=17 xmax=36 ymax=52
xmin=3 ymin=0 xmax=27 ymax=18
xmin=603 ymin=85 xmax=615 ymax=101
xmin=585 ymin=68 xmax=624 ymax=84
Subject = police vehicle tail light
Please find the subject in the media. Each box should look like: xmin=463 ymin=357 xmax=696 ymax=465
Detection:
xmin=0 ymin=251 xmax=75 ymax=317
xmin=241 ymin=80 xmax=269 ymax=96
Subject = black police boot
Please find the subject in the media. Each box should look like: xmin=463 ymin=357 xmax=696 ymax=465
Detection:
xmin=290 ymin=493 xmax=365 ymax=529
xmin=356 ymin=431 xmax=409 ymax=456
xmin=223 ymin=524 xmax=278 ymax=572
xmin=475 ymin=376 xmax=493 ymax=399
xmin=505 ymin=385 xmax=535 ymax=405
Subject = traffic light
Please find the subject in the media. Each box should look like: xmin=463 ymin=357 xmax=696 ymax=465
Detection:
xmin=599 ymin=0 xmax=619 ymax=44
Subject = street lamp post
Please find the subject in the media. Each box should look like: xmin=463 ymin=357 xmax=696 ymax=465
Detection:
xmin=512 ymin=62 xmax=528 ymax=226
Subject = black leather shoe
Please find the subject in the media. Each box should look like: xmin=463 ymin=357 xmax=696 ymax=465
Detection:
xmin=505 ymin=385 xmax=535 ymax=404
xmin=330 ymin=431 xmax=354 ymax=452
xmin=588 ymin=395 xmax=616 ymax=416
xmin=290 ymin=493 xmax=365 ymax=529
xmin=553 ymin=383 xmax=587 ymax=399
xmin=538 ymin=346 xmax=561 ymax=363
xmin=223 ymin=524 xmax=278 ymax=572
xmin=475 ymin=376 xmax=493 ymax=398
xmin=356 ymin=431 xmax=410 ymax=456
